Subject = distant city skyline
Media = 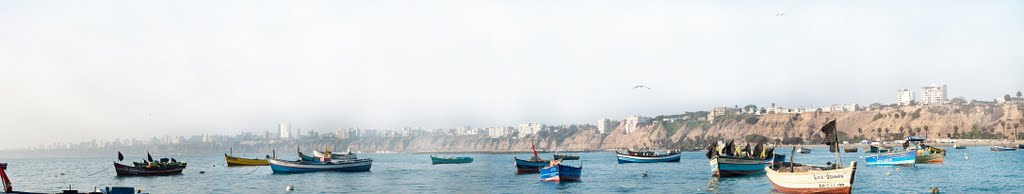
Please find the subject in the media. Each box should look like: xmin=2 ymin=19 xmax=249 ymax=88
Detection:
xmin=1 ymin=0 xmax=1023 ymax=149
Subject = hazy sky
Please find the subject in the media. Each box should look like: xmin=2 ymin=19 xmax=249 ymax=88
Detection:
xmin=1 ymin=0 xmax=1022 ymax=148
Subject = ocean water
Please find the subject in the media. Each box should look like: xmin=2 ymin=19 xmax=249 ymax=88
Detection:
xmin=2 ymin=146 xmax=1022 ymax=193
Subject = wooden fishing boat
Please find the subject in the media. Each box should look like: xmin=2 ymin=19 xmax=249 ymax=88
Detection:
xmin=552 ymin=153 xmax=580 ymax=160
xmin=514 ymin=157 xmax=549 ymax=174
xmin=843 ymin=147 xmax=858 ymax=153
xmin=540 ymin=160 xmax=582 ymax=182
xmin=766 ymin=119 xmax=857 ymax=193
xmin=865 ymin=144 xmax=892 ymax=153
xmin=709 ymin=156 xmax=769 ymax=177
xmin=430 ymin=156 xmax=473 ymax=164
xmin=114 ymin=161 xmax=186 ymax=176
xmin=766 ymin=161 xmax=857 ymax=193
xmin=865 ymin=150 xmax=916 ymax=166
xmin=268 ymin=158 xmax=372 ymax=173
xmin=313 ymin=149 xmax=357 ymax=160
xmin=225 ymin=154 xmax=269 ymax=166
xmin=906 ymin=137 xmax=944 ymax=163
xmin=797 ymin=147 xmax=811 ymax=154
xmin=953 ymin=144 xmax=966 ymax=149
xmin=991 ymin=146 xmax=1018 ymax=152
xmin=616 ymin=149 xmax=681 ymax=163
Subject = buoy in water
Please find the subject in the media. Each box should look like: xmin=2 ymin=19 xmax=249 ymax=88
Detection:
xmin=642 ymin=170 xmax=649 ymax=178
xmin=885 ymin=171 xmax=892 ymax=176
xmin=930 ymin=187 xmax=939 ymax=193
xmin=200 ymin=171 xmax=205 ymax=174
xmin=286 ymin=185 xmax=294 ymax=191
xmin=895 ymin=167 xmax=900 ymax=172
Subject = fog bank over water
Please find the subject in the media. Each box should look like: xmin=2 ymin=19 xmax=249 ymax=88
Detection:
xmin=1 ymin=0 xmax=1022 ymax=148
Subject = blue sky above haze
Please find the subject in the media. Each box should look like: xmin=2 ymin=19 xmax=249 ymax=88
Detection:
xmin=0 ymin=0 xmax=1022 ymax=148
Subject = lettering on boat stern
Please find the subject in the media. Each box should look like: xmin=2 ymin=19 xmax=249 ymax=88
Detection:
xmin=817 ymin=183 xmax=847 ymax=188
xmin=812 ymin=173 xmax=844 ymax=180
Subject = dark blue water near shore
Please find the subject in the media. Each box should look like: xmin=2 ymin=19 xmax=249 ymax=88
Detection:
xmin=2 ymin=146 xmax=1022 ymax=193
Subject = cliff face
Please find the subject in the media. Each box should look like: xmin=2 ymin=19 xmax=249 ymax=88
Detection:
xmin=347 ymin=104 xmax=1024 ymax=153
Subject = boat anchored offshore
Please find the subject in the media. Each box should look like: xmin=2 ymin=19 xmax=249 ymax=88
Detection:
xmin=113 ymin=152 xmax=186 ymax=177
xmin=615 ymin=148 xmax=681 ymax=163
xmin=552 ymin=152 xmax=580 ymax=160
xmin=431 ymin=155 xmax=474 ymax=164
xmin=224 ymin=148 xmax=270 ymax=167
xmin=904 ymin=137 xmax=945 ymax=163
xmin=540 ymin=160 xmax=582 ymax=182
xmin=514 ymin=144 xmax=549 ymax=174
xmin=766 ymin=120 xmax=858 ymax=194
xmin=991 ymin=145 xmax=1018 ymax=152
xmin=705 ymin=140 xmax=776 ymax=177
xmin=953 ymin=144 xmax=966 ymax=149
xmin=865 ymin=150 xmax=916 ymax=166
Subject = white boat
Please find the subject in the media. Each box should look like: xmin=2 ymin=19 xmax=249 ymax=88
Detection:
xmin=313 ymin=149 xmax=358 ymax=160
xmin=766 ymin=161 xmax=857 ymax=193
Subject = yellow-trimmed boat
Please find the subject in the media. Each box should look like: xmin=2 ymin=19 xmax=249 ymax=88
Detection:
xmin=225 ymin=154 xmax=269 ymax=166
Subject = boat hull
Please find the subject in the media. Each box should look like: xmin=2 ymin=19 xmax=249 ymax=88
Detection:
xmin=431 ymin=156 xmax=473 ymax=164
xmin=709 ymin=156 xmax=767 ymax=177
xmin=540 ymin=164 xmax=582 ymax=182
xmin=616 ymin=153 xmax=681 ymax=164
xmin=113 ymin=162 xmax=186 ymax=177
xmin=553 ymin=154 xmax=580 ymax=160
xmin=514 ymin=157 xmax=549 ymax=174
xmin=225 ymin=154 xmax=269 ymax=166
xmin=865 ymin=151 xmax=916 ymax=166
xmin=953 ymin=145 xmax=966 ymax=149
xmin=313 ymin=150 xmax=358 ymax=160
xmin=991 ymin=146 xmax=1018 ymax=152
xmin=268 ymin=158 xmax=372 ymax=173
xmin=766 ymin=161 xmax=857 ymax=194
xmin=843 ymin=148 xmax=858 ymax=153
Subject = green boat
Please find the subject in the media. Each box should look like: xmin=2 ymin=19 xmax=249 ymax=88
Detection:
xmin=430 ymin=155 xmax=474 ymax=164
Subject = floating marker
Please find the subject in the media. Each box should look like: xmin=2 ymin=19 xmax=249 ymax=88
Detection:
xmin=286 ymin=185 xmax=294 ymax=191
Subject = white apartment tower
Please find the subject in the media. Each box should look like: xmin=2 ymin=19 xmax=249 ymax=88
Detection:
xmin=623 ymin=115 xmax=652 ymax=134
xmin=597 ymin=118 xmax=612 ymax=134
xmin=279 ymin=122 xmax=291 ymax=139
xmin=921 ymin=84 xmax=947 ymax=105
xmin=897 ymin=89 xmax=914 ymax=105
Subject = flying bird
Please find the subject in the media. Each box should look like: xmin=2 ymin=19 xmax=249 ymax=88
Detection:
xmin=776 ymin=9 xmax=785 ymax=16
xmin=633 ymin=85 xmax=651 ymax=90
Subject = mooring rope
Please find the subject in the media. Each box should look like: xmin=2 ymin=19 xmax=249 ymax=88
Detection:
xmin=246 ymin=166 xmax=261 ymax=174
xmin=86 ymin=166 xmax=110 ymax=176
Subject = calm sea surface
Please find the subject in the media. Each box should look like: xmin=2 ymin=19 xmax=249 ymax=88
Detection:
xmin=2 ymin=146 xmax=1022 ymax=193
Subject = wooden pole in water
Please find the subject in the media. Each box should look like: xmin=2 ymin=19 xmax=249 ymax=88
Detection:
xmin=790 ymin=146 xmax=796 ymax=172
xmin=834 ymin=120 xmax=842 ymax=168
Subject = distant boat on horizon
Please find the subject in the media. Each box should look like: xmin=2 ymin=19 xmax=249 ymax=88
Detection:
xmin=430 ymin=155 xmax=473 ymax=164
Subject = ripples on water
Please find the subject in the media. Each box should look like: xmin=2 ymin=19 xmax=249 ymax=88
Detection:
xmin=2 ymin=147 xmax=1022 ymax=193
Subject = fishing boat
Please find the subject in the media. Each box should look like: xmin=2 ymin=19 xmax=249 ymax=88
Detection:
xmin=865 ymin=150 xmax=916 ymax=166
xmin=268 ymin=157 xmax=373 ymax=173
xmin=113 ymin=152 xmax=187 ymax=177
xmin=843 ymin=147 xmax=858 ymax=153
xmin=552 ymin=153 xmax=580 ymax=160
xmin=1018 ymin=144 xmax=1024 ymax=150
xmin=953 ymin=144 xmax=966 ymax=149
xmin=905 ymin=137 xmax=944 ymax=163
xmin=430 ymin=156 xmax=473 ymax=164
xmin=615 ymin=148 xmax=681 ymax=163
xmin=514 ymin=144 xmax=549 ymax=174
xmin=705 ymin=141 xmax=775 ymax=177
xmin=797 ymin=147 xmax=811 ymax=154
xmin=313 ymin=149 xmax=357 ymax=160
xmin=225 ymin=154 xmax=269 ymax=166
xmin=865 ymin=142 xmax=892 ymax=153
xmin=540 ymin=160 xmax=582 ymax=182
xmin=766 ymin=120 xmax=857 ymax=194
xmin=991 ymin=146 xmax=1018 ymax=152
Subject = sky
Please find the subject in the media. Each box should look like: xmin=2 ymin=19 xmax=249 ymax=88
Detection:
xmin=1 ymin=0 xmax=1023 ymax=148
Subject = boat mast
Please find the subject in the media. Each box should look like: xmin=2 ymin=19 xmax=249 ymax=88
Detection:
xmin=833 ymin=120 xmax=842 ymax=168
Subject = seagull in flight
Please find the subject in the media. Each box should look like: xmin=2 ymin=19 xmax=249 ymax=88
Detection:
xmin=776 ymin=9 xmax=785 ymax=16
xmin=633 ymin=85 xmax=651 ymax=90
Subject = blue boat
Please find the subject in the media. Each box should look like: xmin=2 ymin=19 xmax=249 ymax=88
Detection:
xmin=709 ymin=156 xmax=770 ymax=177
xmin=540 ymin=162 xmax=582 ymax=182
xmin=991 ymin=146 xmax=1017 ymax=152
xmin=616 ymin=149 xmax=681 ymax=163
xmin=268 ymin=158 xmax=372 ymax=173
xmin=514 ymin=157 xmax=549 ymax=174
xmin=865 ymin=151 xmax=916 ymax=166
